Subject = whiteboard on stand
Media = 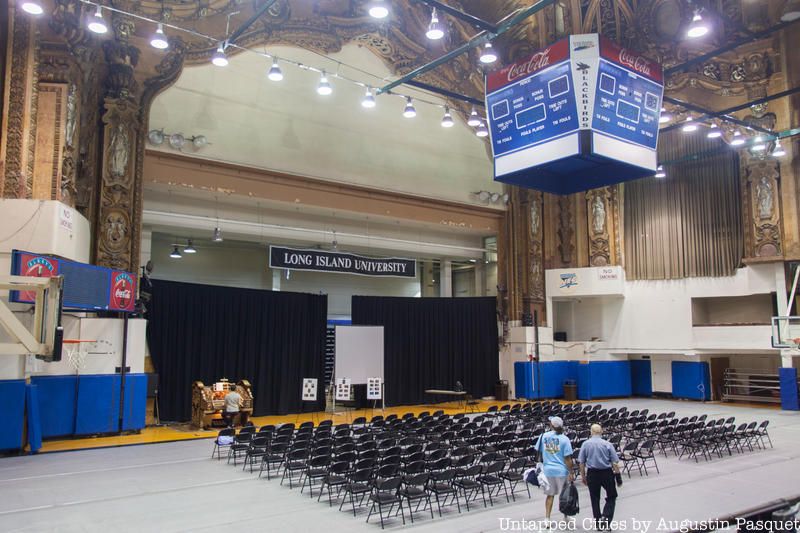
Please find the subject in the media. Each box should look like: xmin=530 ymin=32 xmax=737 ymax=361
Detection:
xmin=335 ymin=326 xmax=384 ymax=384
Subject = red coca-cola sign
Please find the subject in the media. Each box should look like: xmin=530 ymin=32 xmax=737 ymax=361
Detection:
xmin=486 ymin=37 xmax=570 ymax=93
xmin=109 ymin=271 xmax=136 ymax=311
xmin=600 ymin=36 xmax=662 ymax=82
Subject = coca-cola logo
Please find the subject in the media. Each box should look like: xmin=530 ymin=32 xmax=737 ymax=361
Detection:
xmin=619 ymin=49 xmax=652 ymax=76
xmin=507 ymin=48 xmax=552 ymax=82
xmin=111 ymin=272 xmax=134 ymax=310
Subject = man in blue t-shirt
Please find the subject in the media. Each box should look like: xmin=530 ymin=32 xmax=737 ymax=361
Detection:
xmin=536 ymin=416 xmax=574 ymax=523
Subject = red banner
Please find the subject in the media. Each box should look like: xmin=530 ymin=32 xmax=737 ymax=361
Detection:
xmin=486 ymin=37 xmax=571 ymax=93
xmin=17 ymin=253 xmax=60 ymax=302
xmin=599 ymin=35 xmax=663 ymax=82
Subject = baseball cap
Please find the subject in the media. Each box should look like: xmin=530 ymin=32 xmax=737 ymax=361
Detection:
xmin=549 ymin=416 xmax=564 ymax=428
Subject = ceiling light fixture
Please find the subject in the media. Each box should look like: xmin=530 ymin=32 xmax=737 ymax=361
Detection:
xmin=707 ymin=124 xmax=722 ymax=138
xmin=781 ymin=0 xmax=800 ymax=21
xmin=403 ymin=97 xmax=416 ymax=118
xmin=184 ymin=239 xmax=197 ymax=253
xmin=476 ymin=121 xmax=489 ymax=137
xmin=441 ymin=106 xmax=454 ymax=128
xmin=367 ymin=0 xmax=389 ymax=19
xmin=479 ymin=42 xmax=498 ymax=64
xmin=21 ymin=0 xmax=44 ymax=15
xmin=87 ymin=5 xmax=108 ymax=34
xmin=212 ymin=44 xmax=228 ymax=67
xmin=687 ymin=10 xmax=709 ymax=38
xmin=150 ymin=23 xmax=169 ymax=49
xmin=730 ymin=131 xmax=745 ymax=146
xmin=267 ymin=58 xmax=283 ymax=81
xmin=170 ymin=246 xmax=182 ymax=259
xmin=682 ymin=116 xmax=697 ymax=132
xmin=655 ymin=165 xmax=666 ymax=178
xmin=361 ymin=87 xmax=376 ymax=108
xmin=212 ymin=226 xmax=223 ymax=242
xmin=426 ymin=8 xmax=444 ymax=40
xmin=751 ymin=136 xmax=767 ymax=151
xmin=317 ymin=71 xmax=332 ymax=95
xmin=658 ymin=108 xmax=671 ymax=124
xmin=467 ymin=107 xmax=481 ymax=127
xmin=772 ymin=140 xmax=786 ymax=157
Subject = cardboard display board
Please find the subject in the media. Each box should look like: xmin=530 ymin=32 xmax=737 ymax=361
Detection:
xmin=367 ymin=377 xmax=383 ymax=400
xmin=301 ymin=378 xmax=318 ymax=401
xmin=335 ymin=378 xmax=351 ymax=401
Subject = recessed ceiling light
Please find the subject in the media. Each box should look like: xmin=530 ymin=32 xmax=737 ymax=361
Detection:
xmin=426 ymin=8 xmax=444 ymax=40
xmin=150 ymin=23 xmax=169 ymax=49
xmin=687 ymin=11 xmax=709 ymax=38
xmin=87 ymin=5 xmax=108 ymax=34
xmin=367 ymin=0 xmax=389 ymax=19
xmin=479 ymin=42 xmax=497 ymax=64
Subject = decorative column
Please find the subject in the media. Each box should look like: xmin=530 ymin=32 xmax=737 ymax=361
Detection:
xmin=94 ymin=16 xmax=142 ymax=271
xmin=742 ymin=154 xmax=783 ymax=259
xmin=585 ymin=186 xmax=621 ymax=266
xmin=526 ymin=189 xmax=545 ymax=316
xmin=1 ymin=8 xmax=38 ymax=199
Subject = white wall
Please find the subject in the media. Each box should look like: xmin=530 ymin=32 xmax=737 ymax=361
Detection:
xmin=149 ymin=44 xmax=499 ymax=206
xmin=548 ymin=264 xmax=780 ymax=354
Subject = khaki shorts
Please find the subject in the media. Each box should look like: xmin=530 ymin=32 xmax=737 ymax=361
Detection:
xmin=544 ymin=475 xmax=567 ymax=496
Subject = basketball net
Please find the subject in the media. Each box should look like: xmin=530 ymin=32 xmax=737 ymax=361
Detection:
xmin=64 ymin=340 xmax=95 ymax=374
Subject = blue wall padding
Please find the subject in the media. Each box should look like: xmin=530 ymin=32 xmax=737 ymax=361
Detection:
xmin=514 ymin=362 xmax=535 ymax=399
xmin=75 ymin=375 xmax=120 ymax=434
xmin=779 ymin=367 xmax=800 ymax=411
xmin=0 ymin=380 xmax=26 ymax=451
xmin=575 ymin=361 xmax=632 ymax=400
xmin=31 ymin=373 xmax=148 ymax=437
xmin=630 ymin=360 xmax=653 ymax=396
xmin=26 ymin=384 xmax=42 ymax=453
xmin=121 ymin=374 xmax=147 ymax=430
xmin=30 ymin=375 xmax=78 ymax=437
xmin=672 ymin=361 xmax=711 ymax=400
xmin=538 ymin=361 xmax=571 ymax=398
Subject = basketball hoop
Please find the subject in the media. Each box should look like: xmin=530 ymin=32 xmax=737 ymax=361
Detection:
xmin=63 ymin=339 xmax=96 ymax=373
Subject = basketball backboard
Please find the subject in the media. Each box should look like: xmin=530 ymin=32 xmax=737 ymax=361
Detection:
xmin=771 ymin=316 xmax=800 ymax=349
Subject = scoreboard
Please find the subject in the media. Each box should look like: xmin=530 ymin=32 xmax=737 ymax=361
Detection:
xmin=485 ymin=34 xmax=664 ymax=195
xmin=10 ymin=250 xmax=137 ymax=313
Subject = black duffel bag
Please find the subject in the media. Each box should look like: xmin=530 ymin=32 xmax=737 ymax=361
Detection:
xmin=559 ymin=480 xmax=580 ymax=516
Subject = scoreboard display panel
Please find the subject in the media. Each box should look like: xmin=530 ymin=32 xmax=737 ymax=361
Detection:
xmin=10 ymin=250 xmax=136 ymax=312
xmin=485 ymin=34 xmax=664 ymax=195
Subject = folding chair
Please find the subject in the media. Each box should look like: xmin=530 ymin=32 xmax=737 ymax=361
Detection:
xmin=366 ymin=477 xmax=406 ymax=529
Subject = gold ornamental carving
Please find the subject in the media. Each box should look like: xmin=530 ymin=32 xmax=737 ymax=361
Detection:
xmin=586 ymin=187 xmax=612 ymax=267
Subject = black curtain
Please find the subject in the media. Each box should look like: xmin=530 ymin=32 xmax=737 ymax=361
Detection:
xmin=351 ymin=296 xmax=498 ymax=406
xmin=147 ymin=279 xmax=327 ymax=421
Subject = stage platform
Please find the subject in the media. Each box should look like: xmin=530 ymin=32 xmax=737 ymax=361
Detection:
xmin=33 ymin=398 xmax=779 ymax=454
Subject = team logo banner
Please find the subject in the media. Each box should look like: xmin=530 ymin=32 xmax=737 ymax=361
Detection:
xmin=269 ymin=246 xmax=416 ymax=278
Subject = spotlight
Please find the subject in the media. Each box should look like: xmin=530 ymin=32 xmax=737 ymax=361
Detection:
xmin=317 ymin=71 xmax=332 ymax=95
xmin=403 ymin=97 xmax=416 ymax=118
xmin=781 ymin=0 xmax=800 ymax=21
xmin=476 ymin=121 xmax=489 ymax=137
xmin=192 ymin=135 xmax=208 ymax=149
xmin=682 ymin=117 xmax=697 ymax=132
xmin=367 ymin=0 xmax=389 ymax=19
xmin=479 ymin=42 xmax=497 ymax=64
xmin=730 ymin=131 xmax=745 ymax=146
xmin=658 ymin=108 xmax=671 ymax=124
xmin=87 ymin=5 xmax=108 ymax=34
xmin=772 ymin=140 xmax=786 ymax=157
xmin=655 ymin=165 xmax=666 ymax=178
xmin=184 ymin=239 xmax=197 ymax=254
xmin=361 ymin=87 xmax=376 ymax=108
xmin=707 ymin=124 xmax=722 ymax=138
xmin=212 ymin=44 xmax=228 ymax=67
xmin=687 ymin=10 xmax=709 ymax=38
xmin=150 ymin=23 xmax=169 ymax=49
xmin=267 ymin=58 xmax=283 ymax=81
xmin=212 ymin=227 xmax=223 ymax=242
xmin=426 ymin=8 xmax=444 ymax=40
xmin=21 ymin=0 xmax=43 ymax=15
xmin=441 ymin=107 xmax=454 ymax=128
xmin=170 ymin=246 xmax=182 ymax=259
xmin=467 ymin=107 xmax=481 ymax=127
xmin=751 ymin=136 xmax=766 ymax=152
